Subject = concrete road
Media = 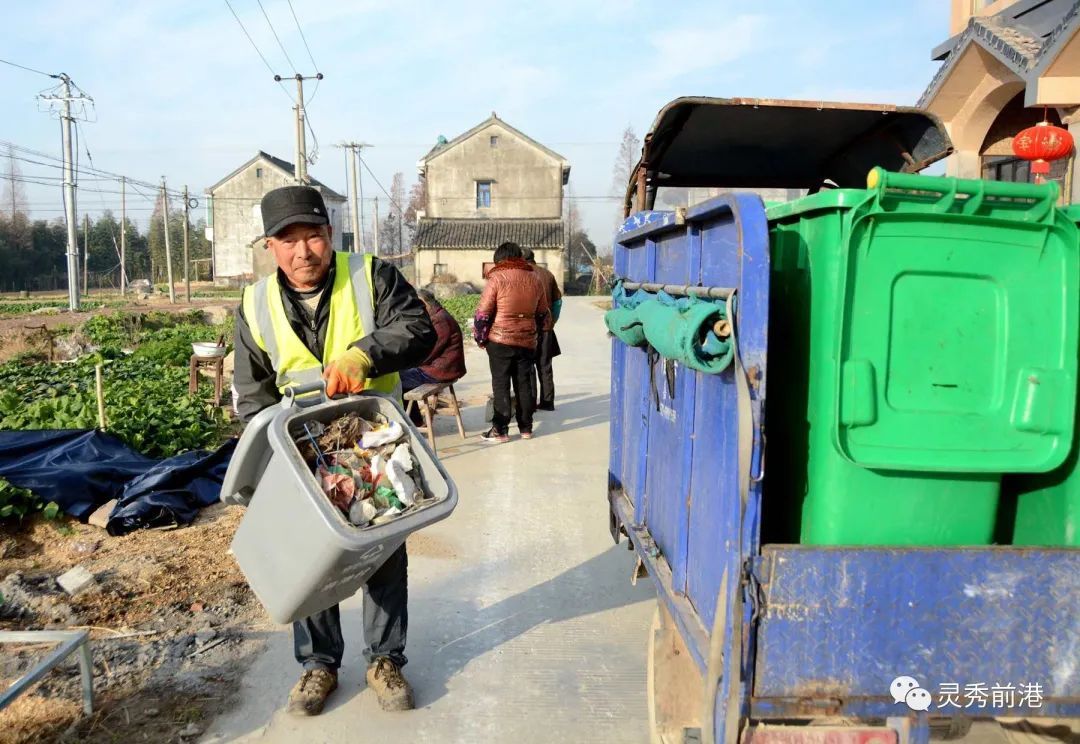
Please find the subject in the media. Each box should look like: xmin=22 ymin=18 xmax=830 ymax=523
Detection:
xmin=204 ymin=296 xmax=656 ymax=743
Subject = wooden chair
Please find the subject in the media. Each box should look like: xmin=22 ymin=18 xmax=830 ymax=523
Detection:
xmin=403 ymin=382 xmax=467 ymax=453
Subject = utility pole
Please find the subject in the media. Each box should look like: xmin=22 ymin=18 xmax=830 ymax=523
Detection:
xmin=336 ymin=142 xmax=372 ymax=253
xmin=38 ymin=73 xmax=90 ymax=312
xmin=82 ymin=214 xmax=89 ymax=294
xmin=120 ymin=177 xmax=126 ymax=294
xmin=275 ymin=73 xmax=322 ymax=184
xmin=160 ymin=178 xmax=175 ymax=304
xmin=182 ymin=185 xmax=191 ymax=302
xmin=373 ymin=196 xmax=381 ymax=256
xmin=205 ymin=192 xmax=216 ymax=283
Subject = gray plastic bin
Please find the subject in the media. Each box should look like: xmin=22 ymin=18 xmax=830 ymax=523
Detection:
xmin=220 ymin=387 xmax=458 ymax=624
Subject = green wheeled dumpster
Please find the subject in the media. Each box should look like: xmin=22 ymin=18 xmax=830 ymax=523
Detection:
xmin=765 ymin=168 xmax=1080 ymax=545
xmin=1010 ymin=203 xmax=1080 ymax=546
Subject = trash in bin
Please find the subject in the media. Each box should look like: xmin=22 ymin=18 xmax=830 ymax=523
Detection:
xmin=297 ymin=409 xmax=430 ymax=528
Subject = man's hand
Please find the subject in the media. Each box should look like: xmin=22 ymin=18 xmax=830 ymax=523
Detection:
xmin=323 ymin=347 xmax=373 ymax=397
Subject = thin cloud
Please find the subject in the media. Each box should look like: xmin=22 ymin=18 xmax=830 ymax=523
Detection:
xmin=645 ymin=16 xmax=767 ymax=85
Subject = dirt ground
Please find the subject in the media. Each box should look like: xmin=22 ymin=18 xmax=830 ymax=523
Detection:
xmin=0 ymin=505 xmax=266 ymax=744
xmin=0 ymin=294 xmax=241 ymax=365
xmin=0 ymin=297 xmax=239 ymax=333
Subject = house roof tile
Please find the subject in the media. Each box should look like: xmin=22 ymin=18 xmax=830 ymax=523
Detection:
xmin=414 ymin=218 xmax=565 ymax=251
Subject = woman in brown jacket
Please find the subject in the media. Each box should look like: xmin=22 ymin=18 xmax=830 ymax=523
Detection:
xmin=473 ymin=241 xmax=550 ymax=442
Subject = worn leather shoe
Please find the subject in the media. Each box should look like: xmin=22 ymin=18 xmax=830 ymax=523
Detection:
xmin=366 ymin=657 xmax=415 ymax=711
xmin=286 ymin=668 xmax=338 ymax=717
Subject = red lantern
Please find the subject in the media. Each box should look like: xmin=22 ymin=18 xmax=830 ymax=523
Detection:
xmin=1012 ymin=120 xmax=1074 ymax=182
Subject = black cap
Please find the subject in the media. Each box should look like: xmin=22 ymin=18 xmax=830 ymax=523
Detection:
xmin=260 ymin=185 xmax=329 ymax=238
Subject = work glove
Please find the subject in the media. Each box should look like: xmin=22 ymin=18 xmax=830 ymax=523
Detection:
xmin=323 ymin=347 xmax=373 ymax=397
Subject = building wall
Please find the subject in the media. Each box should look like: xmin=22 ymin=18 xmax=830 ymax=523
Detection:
xmin=424 ymin=122 xmax=565 ymax=219
xmin=417 ymin=247 xmax=565 ymax=290
xmin=211 ymin=158 xmax=346 ymax=281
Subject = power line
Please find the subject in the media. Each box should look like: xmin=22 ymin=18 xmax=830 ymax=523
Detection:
xmin=0 ymin=57 xmax=58 ymax=79
xmin=286 ymin=0 xmax=320 ymax=105
xmin=287 ymin=0 xmax=319 ymax=71
xmin=224 ymin=0 xmax=277 ymax=76
xmin=0 ymin=141 xmax=179 ymax=195
xmin=223 ymin=0 xmax=295 ymax=104
xmin=258 ymin=0 xmax=298 ymax=73
xmin=357 ymin=156 xmax=406 ymax=215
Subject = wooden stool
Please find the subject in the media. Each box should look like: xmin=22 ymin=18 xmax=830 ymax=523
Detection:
xmin=403 ymin=382 xmax=467 ymax=454
xmin=189 ymin=354 xmax=225 ymax=407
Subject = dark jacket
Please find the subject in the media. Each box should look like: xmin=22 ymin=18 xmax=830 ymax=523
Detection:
xmin=474 ymin=258 xmax=549 ymax=350
xmin=233 ymin=256 xmax=436 ymax=423
xmin=420 ymin=305 xmax=466 ymax=382
xmin=533 ymin=264 xmax=562 ymax=332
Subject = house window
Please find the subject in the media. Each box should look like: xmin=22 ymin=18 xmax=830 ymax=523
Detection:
xmin=490 ymin=135 xmax=499 ymax=148
xmin=433 ymin=263 xmax=448 ymax=277
xmin=256 ymin=167 xmax=263 ymax=178
xmin=476 ymin=181 xmax=492 ymax=209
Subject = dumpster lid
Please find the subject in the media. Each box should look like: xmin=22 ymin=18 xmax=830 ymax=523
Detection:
xmin=625 ymin=97 xmax=954 ymax=212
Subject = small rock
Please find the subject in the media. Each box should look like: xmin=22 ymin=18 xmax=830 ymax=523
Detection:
xmin=190 ymin=602 xmax=204 ymax=614
xmin=179 ymin=723 xmax=202 ymax=739
xmin=87 ymin=499 xmax=117 ymax=529
xmin=70 ymin=539 xmax=100 ymax=556
xmin=143 ymin=707 xmax=159 ymax=717
xmin=195 ymin=627 xmax=216 ymax=646
xmin=201 ymin=305 xmax=232 ymax=325
xmin=56 ymin=566 xmax=96 ymax=596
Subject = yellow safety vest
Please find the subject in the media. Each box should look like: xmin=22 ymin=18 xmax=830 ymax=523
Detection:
xmin=242 ymin=251 xmax=401 ymax=398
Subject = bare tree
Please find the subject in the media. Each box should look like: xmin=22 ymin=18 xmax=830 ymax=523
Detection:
xmin=404 ymin=179 xmax=427 ymax=229
xmin=380 ymin=172 xmax=408 ymax=257
xmin=2 ymin=146 xmax=27 ymax=218
xmin=611 ymin=126 xmax=641 ymax=228
xmin=612 ymin=126 xmax=641 ymax=192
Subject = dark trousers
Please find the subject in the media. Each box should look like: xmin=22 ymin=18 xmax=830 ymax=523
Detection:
xmin=399 ymin=367 xmax=437 ymax=395
xmin=486 ymin=340 xmax=535 ymax=434
xmin=293 ymin=543 xmax=408 ymax=672
xmin=533 ymin=330 xmax=557 ymax=408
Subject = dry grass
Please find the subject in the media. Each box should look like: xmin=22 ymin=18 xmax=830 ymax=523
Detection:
xmin=0 ymin=693 xmax=82 ymax=744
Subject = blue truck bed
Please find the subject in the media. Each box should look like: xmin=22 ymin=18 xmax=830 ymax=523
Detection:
xmin=607 ymin=194 xmax=1080 ymax=743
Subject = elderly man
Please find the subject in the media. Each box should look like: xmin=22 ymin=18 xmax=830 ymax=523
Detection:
xmin=233 ymin=185 xmax=435 ymax=716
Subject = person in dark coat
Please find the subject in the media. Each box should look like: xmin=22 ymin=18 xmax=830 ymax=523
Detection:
xmin=399 ymin=290 xmax=467 ymax=394
xmin=400 ymin=290 xmax=467 ymax=425
xmin=521 ymin=247 xmax=562 ymax=411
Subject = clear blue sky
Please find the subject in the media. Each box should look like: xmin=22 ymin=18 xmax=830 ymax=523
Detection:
xmin=0 ymin=0 xmax=948 ymax=244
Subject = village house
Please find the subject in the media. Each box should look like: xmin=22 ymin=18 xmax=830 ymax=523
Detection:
xmin=205 ymin=151 xmax=347 ymax=284
xmin=413 ymin=113 xmax=570 ymax=288
xmin=921 ymin=0 xmax=1080 ymax=201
